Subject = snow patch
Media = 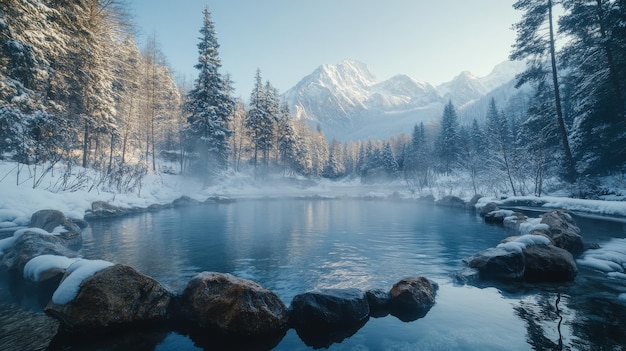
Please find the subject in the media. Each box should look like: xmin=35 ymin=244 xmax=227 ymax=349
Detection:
xmin=52 ymin=259 xmax=114 ymax=305
xmin=23 ymin=254 xmax=80 ymax=282
xmin=519 ymin=218 xmax=549 ymax=235
xmin=0 ymin=236 xmax=17 ymax=255
xmin=497 ymin=234 xmax=552 ymax=253
xmin=577 ymin=238 xmax=626 ymax=274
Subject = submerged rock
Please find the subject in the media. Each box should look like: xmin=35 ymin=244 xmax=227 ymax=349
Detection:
xmin=179 ymin=272 xmax=288 ymax=336
xmin=45 ymin=264 xmax=171 ymax=334
xmin=388 ymin=276 xmax=437 ymax=321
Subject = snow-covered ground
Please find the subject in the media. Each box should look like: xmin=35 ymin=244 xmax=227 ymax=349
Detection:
xmin=2 ymin=160 xmax=626 ymax=230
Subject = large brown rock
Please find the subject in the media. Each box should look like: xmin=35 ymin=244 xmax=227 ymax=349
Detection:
xmin=540 ymin=210 xmax=584 ymax=256
xmin=388 ymin=277 xmax=437 ymax=321
xmin=179 ymin=272 xmax=288 ymax=336
xmin=45 ymin=264 xmax=171 ymax=333
xmin=522 ymin=244 xmax=578 ymax=282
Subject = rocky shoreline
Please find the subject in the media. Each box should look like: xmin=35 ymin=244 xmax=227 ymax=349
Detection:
xmin=0 ymin=207 xmax=438 ymax=349
xmin=0 ymin=194 xmax=595 ymax=349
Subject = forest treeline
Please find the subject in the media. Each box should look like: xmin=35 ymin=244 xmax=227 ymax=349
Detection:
xmin=1 ymin=1 xmax=625 ymax=197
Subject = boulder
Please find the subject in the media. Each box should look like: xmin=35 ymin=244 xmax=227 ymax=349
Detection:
xmin=179 ymin=272 xmax=288 ymax=336
xmin=484 ymin=210 xmax=514 ymax=224
xmin=468 ymin=194 xmax=483 ymax=209
xmin=540 ymin=210 xmax=584 ymax=256
xmin=388 ymin=277 xmax=437 ymax=321
xmin=1 ymin=232 xmax=80 ymax=273
xmin=503 ymin=212 xmax=527 ymax=231
xmin=289 ymin=288 xmax=369 ymax=330
xmin=172 ymin=196 xmax=201 ymax=207
xmin=365 ymin=289 xmax=390 ymax=317
xmin=465 ymin=247 xmax=525 ymax=280
xmin=290 ymin=288 xmax=369 ymax=349
xmin=522 ymin=244 xmax=578 ymax=282
xmin=45 ymin=264 xmax=171 ymax=334
xmin=479 ymin=202 xmax=500 ymax=217
xmin=85 ymin=201 xmax=123 ymax=219
xmin=435 ymin=195 xmax=466 ymax=208
xmin=30 ymin=210 xmax=79 ymax=234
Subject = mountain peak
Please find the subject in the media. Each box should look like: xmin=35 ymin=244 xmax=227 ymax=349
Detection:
xmin=282 ymin=59 xmax=525 ymax=140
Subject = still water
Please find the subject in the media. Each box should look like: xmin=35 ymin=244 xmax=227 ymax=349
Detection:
xmin=2 ymin=199 xmax=626 ymax=350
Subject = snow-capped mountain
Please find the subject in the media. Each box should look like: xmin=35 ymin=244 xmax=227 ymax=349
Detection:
xmin=282 ymin=59 xmax=526 ymax=140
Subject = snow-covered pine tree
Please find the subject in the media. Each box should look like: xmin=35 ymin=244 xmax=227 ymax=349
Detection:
xmin=435 ymin=101 xmax=460 ymax=175
xmin=183 ymin=7 xmax=234 ymax=179
xmin=276 ymin=102 xmax=298 ymax=176
xmin=511 ymin=0 xmax=577 ymax=182
xmin=560 ymin=0 xmax=626 ymax=174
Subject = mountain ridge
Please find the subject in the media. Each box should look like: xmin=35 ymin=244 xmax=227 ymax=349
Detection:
xmin=282 ymin=59 xmax=527 ymax=141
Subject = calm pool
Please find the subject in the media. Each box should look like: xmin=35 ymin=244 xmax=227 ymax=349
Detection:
xmin=2 ymin=199 xmax=625 ymax=350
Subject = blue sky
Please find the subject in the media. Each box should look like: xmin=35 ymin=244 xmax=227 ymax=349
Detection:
xmin=130 ymin=0 xmax=521 ymax=98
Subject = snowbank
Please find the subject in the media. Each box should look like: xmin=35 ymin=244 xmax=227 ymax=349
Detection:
xmin=476 ymin=196 xmax=626 ymax=218
xmin=497 ymin=234 xmax=552 ymax=253
xmin=52 ymin=259 xmax=114 ymax=305
xmin=577 ymin=238 xmax=626 ymax=274
xmin=23 ymin=254 xmax=80 ymax=282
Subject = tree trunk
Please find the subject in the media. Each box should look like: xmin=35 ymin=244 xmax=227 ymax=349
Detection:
xmin=108 ymin=133 xmax=114 ymax=174
xmin=82 ymin=123 xmax=89 ymax=168
xmin=548 ymin=0 xmax=577 ymax=182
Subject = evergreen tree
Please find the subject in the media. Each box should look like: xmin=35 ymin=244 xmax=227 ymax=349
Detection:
xmin=381 ymin=142 xmax=400 ymax=177
xmin=183 ymin=7 xmax=234 ymax=178
xmin=435 ymin=101 xmax=460 ymax=174
xmin=560 ymin=0 xmax=626 ymax=174
xmin=511 ymin=0 xmax=577 ymax=182
xmin=276 ymin=102 xmax=298 ymax=176
xmin=245 ymin=69 xmax=278 ymax=176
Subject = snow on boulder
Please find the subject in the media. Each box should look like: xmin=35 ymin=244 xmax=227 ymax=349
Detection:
xmin=484 ymin=210 xmax=514 ymax=224
xmin=30 ymin=209 xmax=80 ymax=235
xmin=45 ymin=264 xmax=171 ymax=334
xmin=51 ymin=259 xmax=114 ymax=305
xmin=24 ymin=254 xmax=80 ymax=283
xmin=497 ymin=234 xmax=552 ymax=253
xmin=540 ymin=210 xmax=584 ymax=256
xmin=1 ymin=232 xmax=80 ymax=272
